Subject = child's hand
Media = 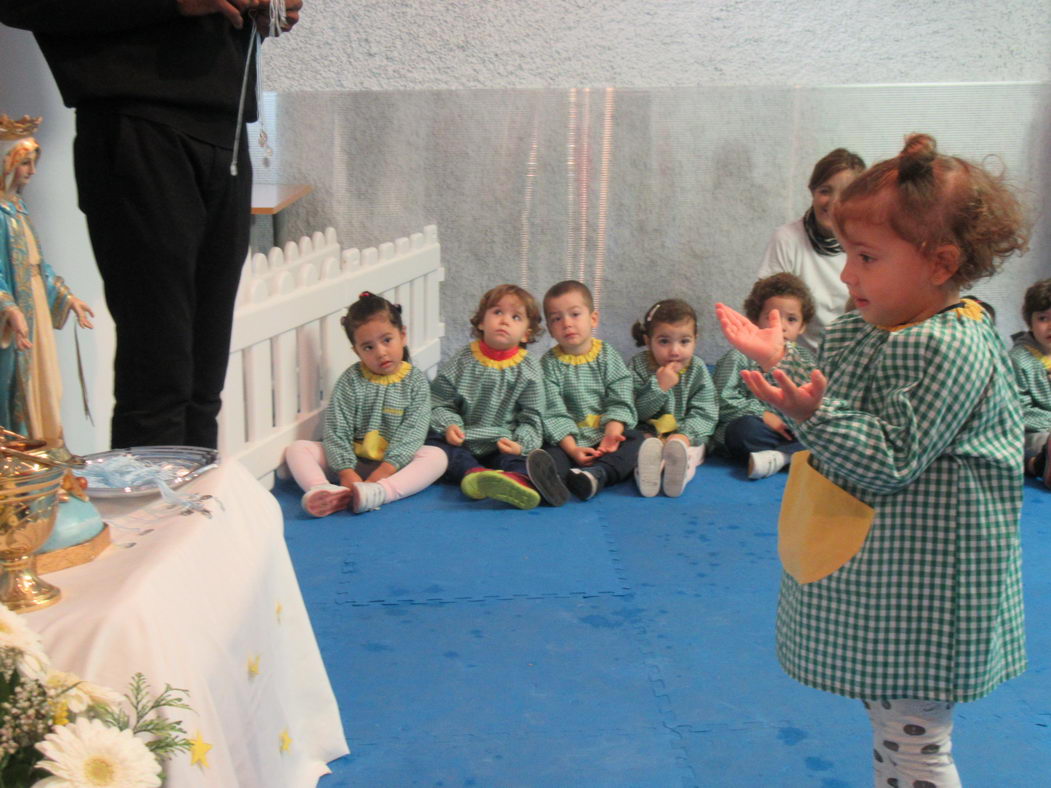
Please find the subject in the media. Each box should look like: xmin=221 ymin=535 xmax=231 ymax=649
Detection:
xmin=656 ymin=363 xmax=682 ymax=391
xmin=741 ymin=368 xmax=827 ymax=424
xmin=716 ymin=303 xmax=784 ymax=370
xmin=598 ymin=421 xmax=626 ymax=454
xmin=70 ymin=297 xmax=94 ymax=329
xmin=496 ymin=437 xmax=522 ymax=455
xmin=762 ymin=411 xmax=794 ymax=441
xmin=445 ymin=424 xmax=465 ymax=446
xmin=338 ymin=468 xmax=364 ymax=488
xmin=568 ymin=445 xmax=601 ymax=466
xmin=366 ymin=461 xmax=396 ymax=483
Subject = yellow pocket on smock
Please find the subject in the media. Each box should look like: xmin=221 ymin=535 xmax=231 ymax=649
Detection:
xmin=354 ymin=430 xmax=389 ymax=462
xmin=778 ymin=451 xmax=874 ymax=584
xmin=646 ymin=413 xmax=679 ymax=436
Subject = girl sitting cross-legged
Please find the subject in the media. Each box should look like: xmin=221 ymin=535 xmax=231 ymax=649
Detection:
xmin=285 ymin=292 xmax=447 ymax=517
xmin=628 ymin=298 xmax=718 ymax=498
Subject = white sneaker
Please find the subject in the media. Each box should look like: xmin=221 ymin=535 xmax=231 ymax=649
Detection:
xmin=748 ymin=450 xmax=788 ymax=480
xmin=661 ymin=439 xmax=690 ymax=497
xmin=351 ymin=481 xmax=387 ymax=513
xmin=301 ymin=483 xmax=351 ymax=517
xmin=636 ymin=437 xmax=663 ymax=497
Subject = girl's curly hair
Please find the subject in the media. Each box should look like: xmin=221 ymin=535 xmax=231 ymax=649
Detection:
xmin=833 ymin=134 xmax=1029 ymax=289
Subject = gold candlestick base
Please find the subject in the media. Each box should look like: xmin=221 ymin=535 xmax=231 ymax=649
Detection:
xmin=0 ymin=461 xmax=66 ymax=614
xmin=0 ymin=554 xmax=60 ymax=612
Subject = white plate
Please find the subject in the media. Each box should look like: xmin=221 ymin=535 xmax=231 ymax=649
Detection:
xmin=75 ymin=446 xmax=219 ymax=498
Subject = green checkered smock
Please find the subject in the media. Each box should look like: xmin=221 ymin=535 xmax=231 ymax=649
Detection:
xmin=776 ymin=302 xmax=1026 ymax=701
xmin=540 ymin=339 xmax=637 ymax=447
xmin=629 ymin=351 xmax=718 ymax=447
xmin=1008 ymin=334 xmax=1051 ymax=433
xmin=712 ymin=343 xmax=815 ymax=447
xmin=323 ymin=361 xmax=431 ymax=472
xmin=430 ymin=341 xmax=546 ymax=456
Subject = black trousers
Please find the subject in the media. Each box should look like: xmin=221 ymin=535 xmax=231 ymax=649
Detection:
xmin=425 ymin=435 xmax=528 ymax=483
xmin=722 ymin=414 xmax=803 ymax=463
xmin=541 ymin=428 xmax=646 ymax=486
xmin=74 ymin=111 xmax=251 ymax=448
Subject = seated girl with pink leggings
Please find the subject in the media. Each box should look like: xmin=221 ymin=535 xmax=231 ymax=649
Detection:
xmin=284 ymin=292 xmax=446 ymax=516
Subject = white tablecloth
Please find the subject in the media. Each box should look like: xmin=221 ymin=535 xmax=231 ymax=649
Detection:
xmin=29 ymin=460 xmax=348 ymax=787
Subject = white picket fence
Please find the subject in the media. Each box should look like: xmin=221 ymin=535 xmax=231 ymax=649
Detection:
xmin=218 ymin=225 xmax=444 ymax=487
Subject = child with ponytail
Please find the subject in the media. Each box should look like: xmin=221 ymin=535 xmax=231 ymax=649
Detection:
xmin=285 ymin=292 xmax=446 ymax=516
xmin=718 ymin=134 xmax=1028 ymax=787
xmin=628 ymin=298 xmax=717 ymax=497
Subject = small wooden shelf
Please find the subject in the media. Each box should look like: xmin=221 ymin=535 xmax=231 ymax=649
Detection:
xmin=251 ymin=183 xmax=313 ymax=215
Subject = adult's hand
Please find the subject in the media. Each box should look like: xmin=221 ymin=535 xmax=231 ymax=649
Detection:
xmin=176 ymin=0 xmax=254 ymax=30
xmin=252 ymin=0 xmax=303 ymax=37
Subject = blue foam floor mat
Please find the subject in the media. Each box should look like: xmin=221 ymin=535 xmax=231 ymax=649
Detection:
xmin=277 ymin=457 xmax=1051 ymax=786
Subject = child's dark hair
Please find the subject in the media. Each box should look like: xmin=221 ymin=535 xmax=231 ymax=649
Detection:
xmin=469 ymin=284 xmax=544 ymax=345
xmin=1022 ymin=278 xmax=1051 ymax=325
xmin=742 ymin=272 xmax=816 ymax=326
xmin=631 ymin=299 xmax=697 ymax=346
xmin=543 ymin=280 xmax=594 ymax=314
xmin=808 ymin=147 xmax=866 ymax=192
xmin=834 ymin=134 xmax=1030 ymax=289
xmin=341 ymin=291 xmax=409 ymax=361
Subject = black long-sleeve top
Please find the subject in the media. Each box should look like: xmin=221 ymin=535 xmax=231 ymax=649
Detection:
xmin=0 ymin=1 xmax=257 ymax=146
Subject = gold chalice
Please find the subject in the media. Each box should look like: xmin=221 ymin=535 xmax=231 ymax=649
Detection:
xmin=0 ymin=436 xmax=70 ymax=612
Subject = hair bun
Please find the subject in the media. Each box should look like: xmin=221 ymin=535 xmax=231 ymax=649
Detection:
xmin=392 ymin=303 xmax=403 ymax=314
xmin=358 ymin=290 xmax=374 ymax=300
xmin=898 ymin=133 xmax=938 ymax=184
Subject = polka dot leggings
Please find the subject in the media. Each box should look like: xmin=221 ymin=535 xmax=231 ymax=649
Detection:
xmin=864 ymin=699 xmax=960 ymax=788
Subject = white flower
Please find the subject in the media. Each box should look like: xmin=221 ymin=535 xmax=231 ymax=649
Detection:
xmin=31 ymin=717 xmax=161 ymax=788
xmin=46 ymin=670 xmax=125 ymax=714
xmin=0 ymin=600 xmax=49 ymax=679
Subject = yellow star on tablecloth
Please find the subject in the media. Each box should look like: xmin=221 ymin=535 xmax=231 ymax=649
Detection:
xmin=275 ymin=601 xmax=283 ymax=623
xmin=279 ymin=728 xmax=293 ymax=753
xmin=189 ymin=731 xmax=212 ymax=768
xmin=247 ymin=654 xmax=261 ymax=678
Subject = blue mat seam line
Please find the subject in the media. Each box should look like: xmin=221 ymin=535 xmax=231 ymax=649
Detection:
xmin=333 ymin=589 xmax=631 ymax=607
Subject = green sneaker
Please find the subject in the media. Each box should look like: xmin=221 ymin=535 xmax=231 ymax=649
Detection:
xmin=460 ymin=469 xmax=540 ymax=510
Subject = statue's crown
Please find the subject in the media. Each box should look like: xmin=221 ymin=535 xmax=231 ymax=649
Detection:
xmin=0 ymin=114 xmax=42 ymax=141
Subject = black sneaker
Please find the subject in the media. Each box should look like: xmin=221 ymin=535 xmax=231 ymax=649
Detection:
xmin=526 ymin=449 xmax=571 ymax=506
xmin=566 ymin=468 xmax=600 ymax=501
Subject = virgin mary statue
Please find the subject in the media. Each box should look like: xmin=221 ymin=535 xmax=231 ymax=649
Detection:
xmin=0 ymin=115 xmax=93 ymax=439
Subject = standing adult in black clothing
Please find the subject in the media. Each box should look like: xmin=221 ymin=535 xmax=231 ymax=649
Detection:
xmin=0 ymin=0 xmax=302 ymax=449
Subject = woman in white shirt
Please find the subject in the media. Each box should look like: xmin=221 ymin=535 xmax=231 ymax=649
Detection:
xmin=756 ymin=148 xmax=865 ymax=356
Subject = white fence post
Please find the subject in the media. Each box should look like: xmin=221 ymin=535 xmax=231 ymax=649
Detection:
xmin=219 ymin=226 xmax=444 ymax=487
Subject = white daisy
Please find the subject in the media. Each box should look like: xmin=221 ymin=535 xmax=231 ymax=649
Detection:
xmin=0 ymin=600 xmax=49 ymax=680
xmin=45 ymin=670 xmax=125 ymax=714
xmin=32 ymin=717 xmax=161 ymax=788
